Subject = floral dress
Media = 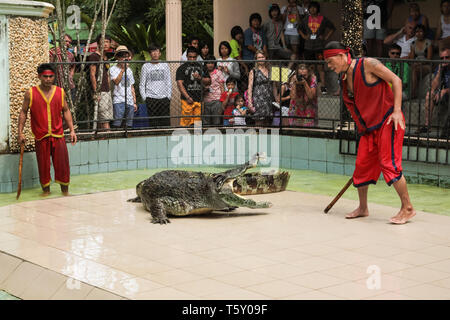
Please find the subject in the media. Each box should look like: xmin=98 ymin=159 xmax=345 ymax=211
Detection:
xmin=251 ymin=68 xmax=274 ymax=120
xmin=290 ymin=75 xmax=318 ymax=127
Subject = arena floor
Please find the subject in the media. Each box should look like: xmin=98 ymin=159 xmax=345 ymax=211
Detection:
xmin=1 ymin=185 xmax=450 ymax=300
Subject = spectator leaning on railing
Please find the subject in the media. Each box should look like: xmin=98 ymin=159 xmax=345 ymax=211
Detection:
xmin=49 ymin=34 xmax=76 ymax=102
xmin=289 ymin=63 xmax=318 ymax=127
xmin=109 ymin=46 xmax=137 ymax=128
xmin=176 ymin=46 xmax=211 ymax=127
xmin=417 ymin=48 xmax=450 ymax=136
xmin=140 ymin=43 xmax=172 ymax=128
xmin=385 ymin=44 xmax=410 ymax=100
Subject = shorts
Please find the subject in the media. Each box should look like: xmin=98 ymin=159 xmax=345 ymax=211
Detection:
xmin=363 ymin=19 xmax=386 ymax=40
xmin=203 ymin=100 xmax=223 ymax=126
xmin=112 ymin=102 xmax=134 ymax=127
xmin=180 ymin=99 xmax=201 ymax=127
xmin=285 ymin=34 xmax=300 ymax=46
xmin=352 ymin=117 xmax=404 ymax=187
xmin=98 ymin=91 xmax=113 ymax=122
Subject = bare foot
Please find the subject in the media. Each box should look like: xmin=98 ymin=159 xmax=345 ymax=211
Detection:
xmin=62 ymin=191 xmax=70 ymax=196
xmin=389 ymin=207 xmax=416 ymax=224
xmin=40 ymin=191 xmax=51 ymax=197
xmin=345 ymin=207 xmax=369 ymax=219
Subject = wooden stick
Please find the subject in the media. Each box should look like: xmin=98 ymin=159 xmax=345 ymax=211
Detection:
xmin=324 ymin=177 xmax=353 ymax=214
xmin=16 ymin=143 xmax=24 ymax=200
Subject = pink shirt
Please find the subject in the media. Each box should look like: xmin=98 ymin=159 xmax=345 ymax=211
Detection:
xmin=204 ymin=69 xmax=225 ymax=102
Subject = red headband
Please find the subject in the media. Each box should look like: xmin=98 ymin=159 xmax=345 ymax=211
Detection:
xmin=323 ymin=48 xmax=351 ymax=64
xmin=39 ymin=70 xmax=55 ymax=76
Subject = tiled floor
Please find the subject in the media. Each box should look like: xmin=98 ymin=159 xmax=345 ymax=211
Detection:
xmin=1 ymin=189 xmax=450 ymax=300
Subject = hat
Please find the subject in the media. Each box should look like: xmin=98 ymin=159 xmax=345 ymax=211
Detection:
xmin=114 ymin=45 xmax=130 ymax=58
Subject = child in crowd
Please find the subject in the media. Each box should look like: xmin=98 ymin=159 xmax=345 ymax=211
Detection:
xmin=220 ymin=77 xmax=239 ymax=126
xmin=232 ymin=94 xmax=248 ymax=126
xmin=203 ymin=55 xmax=225 ymax=126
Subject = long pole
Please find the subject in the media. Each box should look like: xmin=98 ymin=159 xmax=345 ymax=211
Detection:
xmin=16 ymin=143 xmax=24 ymax=200
xmin=324 ymin=177 xmax=353 ymax=213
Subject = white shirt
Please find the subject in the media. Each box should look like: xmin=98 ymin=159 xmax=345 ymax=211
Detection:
xmin=181 ymin=50 xmax=203 ymax=61
xmin=109 ymin=65 xmax=135 ymax=105
xmin=281 ymin=5 xmax=308 ymax=36
xmin=139 ymin=61 xmax=172 ymax=100
xmin=396 ymin=35 xmax=417 ymax=58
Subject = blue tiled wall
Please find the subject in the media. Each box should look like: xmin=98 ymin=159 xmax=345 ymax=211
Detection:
xmin=0 ymin=134 xmax=448 ymax=193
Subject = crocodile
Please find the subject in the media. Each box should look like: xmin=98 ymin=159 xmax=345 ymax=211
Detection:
xmin=128 ymin=153 xmax=289 ymax=224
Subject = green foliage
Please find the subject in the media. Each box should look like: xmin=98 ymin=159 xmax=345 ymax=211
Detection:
xmin=109 ymin=23 xmax=166 ymax=60
xmin=145 ymin=0 xmax=213 ymax=50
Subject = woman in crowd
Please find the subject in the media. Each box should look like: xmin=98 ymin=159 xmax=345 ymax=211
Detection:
xmin=406 ymin=2 xmax=430 ymax=38
xmin=247 ymin=50 xmax=279 ymax=126
xmin=298 ymin=1 xmax=335 ymax=95
xmin=198 ymin=42 xmax=210 ymax=61
xmin=409 ymin=24 xmax=433 ymax=98
xmin=217 ymin=41 xmax=241 ymax=81
xmin=436 ymin=0 xmax=450 ymax=50
xmin=289 ymin=63 xmax=318 ymax=127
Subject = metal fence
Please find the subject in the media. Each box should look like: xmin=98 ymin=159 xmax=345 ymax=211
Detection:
xmin=50 ymin=57 xmax=449 ymax=165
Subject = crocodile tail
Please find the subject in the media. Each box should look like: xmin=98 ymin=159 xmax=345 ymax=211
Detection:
xmin=232 ymin=172 xmax=290 ymax=195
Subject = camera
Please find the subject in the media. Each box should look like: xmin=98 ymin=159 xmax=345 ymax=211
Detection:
xmin=297 ymin=74 xmax=305 ymax=81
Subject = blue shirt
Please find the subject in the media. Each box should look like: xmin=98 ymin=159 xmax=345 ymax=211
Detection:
xmin=242 ymin=27 xmax=267 ymax=60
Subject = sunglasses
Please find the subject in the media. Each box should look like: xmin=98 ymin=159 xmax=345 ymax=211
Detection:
xmin=390 ymin=52 xmax=401 ymax=56
xmin=441 ymin=56 xmax=450 ymax=59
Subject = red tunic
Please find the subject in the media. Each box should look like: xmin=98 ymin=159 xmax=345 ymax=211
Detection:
xmin=29 ymin=86 xmax=65 ymax=141
xmin=342 ymin=58 xmax=404 ymax=187
xmin=29 ymin=85 xmax=70 ymax=187
xmin=342 ymin=58 xmax=394 ymax=135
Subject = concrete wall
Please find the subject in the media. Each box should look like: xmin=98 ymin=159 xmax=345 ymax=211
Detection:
xmin=0 ymin=134 xmax=448 ymax=193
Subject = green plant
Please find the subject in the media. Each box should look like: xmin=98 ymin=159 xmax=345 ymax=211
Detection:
xmin=110 ymin=23 xmax=166 ymax=61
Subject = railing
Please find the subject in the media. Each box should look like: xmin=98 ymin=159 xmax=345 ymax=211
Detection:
xmin=49 ymin=57 xmax=450 ymax=165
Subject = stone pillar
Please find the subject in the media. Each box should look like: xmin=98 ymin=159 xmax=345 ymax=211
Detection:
xmin=0 ymin=0 xmax=54 ymax=153
xmin=166 ymin=0 xmax=182 ymax=127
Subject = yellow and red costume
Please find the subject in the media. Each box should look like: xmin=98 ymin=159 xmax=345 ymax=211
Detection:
xmin=29 ymin=85 xmax=70 ymax=188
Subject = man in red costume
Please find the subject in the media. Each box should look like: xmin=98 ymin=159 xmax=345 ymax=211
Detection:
xmin=323 ymin=42 xmax=415 ymax=224
xmin=18 ymin=64 xmax=77 ymax=196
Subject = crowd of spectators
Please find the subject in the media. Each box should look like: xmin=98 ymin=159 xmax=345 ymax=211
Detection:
xmin=50 ymin=0 xmax=450 ymax=136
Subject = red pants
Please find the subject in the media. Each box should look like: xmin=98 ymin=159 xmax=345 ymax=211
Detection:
xmin=353 ymin=118 xmax=404 ymax=187
xmin=35 ymin=137 xmax=70 ymax=188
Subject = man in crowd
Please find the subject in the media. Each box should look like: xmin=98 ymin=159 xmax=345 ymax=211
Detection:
xmin=181 ymin=36 xmax=202 ymax=61
xmin=140 ymin=43 xmax=172 ymax=127
xmin=18 ymin=64 xmax=77 ymax=196
xmin=418 ymin=48 xmax=450 ymax=137
xmin=176 ymin=46 xmax=211 ymax=127
xmin=243 ymin=13 xmax=268 ymax=62
xmin=88 ymin=34 xmax=113 ymax=130
xmin=383 ymin=21 xmax=417 ymax=58
xmin=49 ymin=34 xmax=76 ymax=102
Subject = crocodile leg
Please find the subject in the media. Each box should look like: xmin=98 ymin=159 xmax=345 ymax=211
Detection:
xmin=149 ymin=199 xmax=171 ymax=224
